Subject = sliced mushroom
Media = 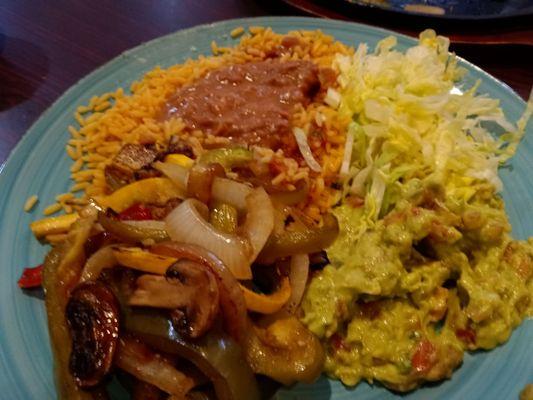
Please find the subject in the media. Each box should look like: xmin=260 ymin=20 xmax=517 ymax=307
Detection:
xmin=128 ymin=259 xmax=220 ymax=339
xmin=150 ymin=242 xmax=250 ymax=343
xmin=167 ymin=259 xmax=220 ymax=338
xmin=127 ymin=275 xmax=196 ymax=308
xmin=66 ymin=281 xmax=120 ymax=388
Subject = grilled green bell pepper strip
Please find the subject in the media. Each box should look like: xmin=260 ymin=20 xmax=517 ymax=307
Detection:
xmin=209 ymin=202 xmax=238 ymax=234
xmin=198 ymin=147 xmax=253 ymax=169
xmin=257 ymin=213 xmax=339 ymax=264
xmin=98 ymin=213 xmax=169 ymax=243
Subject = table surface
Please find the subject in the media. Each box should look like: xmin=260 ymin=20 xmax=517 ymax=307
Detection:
xmin=1 ymin=0 xmax=531 ymax=165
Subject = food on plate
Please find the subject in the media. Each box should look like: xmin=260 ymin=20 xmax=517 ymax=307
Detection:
xmin=521 ymin=384 xmax=533 ymax=400
xmin=19 ymin=26 xmax=532 ymax=398
xmin=300 ymin=31 xmax=533 ymax=391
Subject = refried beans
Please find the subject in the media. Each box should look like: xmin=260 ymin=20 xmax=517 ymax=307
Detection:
xmin=164 ymin=59 xmax=320 ymax=149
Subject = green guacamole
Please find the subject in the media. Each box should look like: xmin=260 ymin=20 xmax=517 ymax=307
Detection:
xmin=301 ymin=192 xmax=532 ymax=392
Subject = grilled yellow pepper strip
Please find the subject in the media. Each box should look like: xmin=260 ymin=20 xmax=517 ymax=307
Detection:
xmin=113 ymin=247 xmax=176 ymax=275
xmin=96 ymin=177 xmax=184 ymax=212
xmin=165 ymin=154 xmax=194 ymax=168
xmin=30 ymin=213 xmax=79 ymax=238
xmin=114 ymin=246 xmax=291 ymax=314
xmin=240 ymin=277 xmax=292 ymax=314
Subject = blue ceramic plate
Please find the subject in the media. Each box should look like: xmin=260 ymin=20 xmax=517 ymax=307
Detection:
xmin=0 ymin=17 xmax=531 ymax=400
xmin=342 ymin=0 xmax=533 ymax=19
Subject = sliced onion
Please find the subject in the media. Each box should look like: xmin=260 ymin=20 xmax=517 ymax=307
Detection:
xmin=150 ymin=242 xmax=250 ymax=343
xmin=340 ymin=129 xmax=354 ymax=178
xmin=122 ymin=220 xmax=167 ymax=231
xmin=242 ymin=187 xmax=274 ymax=262
xmin=284 ymin=254 xmax=309 ymax=314
xmin=155 ymin=161 xmax=254 ymax=214
xmin=153 ymin=161 xmax=188 ymax=192
xmin=165 ymin=199 xmax=251 ymax=279
xmin=187 ymin=163 xmax=225 ymax=204
xmin=324 ymin=87 xmax=341 ymax=109
xmin=350 ymin=165 xmax=372 ymax=196
xmin=293 ymin=127 xmax=322 ymax=173
xmin=115 ymin=335 xmax=195 ymax=397
xmin=79 ymin=245 xmax=117 ymax=282
xmin=211 ymin=177 xmax=253 ymax=212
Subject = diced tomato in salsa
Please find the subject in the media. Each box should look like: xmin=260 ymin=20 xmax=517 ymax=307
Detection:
xmin=456 ymin=328 xmax=476 ymax=345
xmin=330 ymin=333 xmax=349 ymax=351
xmin=411 ymin=339 xmax=436 ymax=374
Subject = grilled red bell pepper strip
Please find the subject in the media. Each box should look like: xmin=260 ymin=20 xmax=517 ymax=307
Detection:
xmin=18 ymin=264 xmax=44 ymax=288
xmin=117 ymin=204 xmax=153 ymax=221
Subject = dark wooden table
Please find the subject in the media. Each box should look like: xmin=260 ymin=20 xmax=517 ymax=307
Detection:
xmin=1 ymin=0 xmax=531 ymax=164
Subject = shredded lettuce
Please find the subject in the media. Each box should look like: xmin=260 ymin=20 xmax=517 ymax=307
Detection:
xmin=336 ymin=29 xmax=532 ymax=226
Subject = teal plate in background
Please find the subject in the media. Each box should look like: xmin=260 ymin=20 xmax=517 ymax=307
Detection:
xmin=0 ymin=17 xmax=531 ymax=400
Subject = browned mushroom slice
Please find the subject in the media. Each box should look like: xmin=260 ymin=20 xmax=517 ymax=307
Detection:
xmin=128 ymin=275 xmax=195 ymax=308
xmin=167 ymin=259 xmax=221 ymax=338
xmin=66 ymin=281 xmax=120 ymax=388
xmin=128 ymin=259 xmax=220 ymax=339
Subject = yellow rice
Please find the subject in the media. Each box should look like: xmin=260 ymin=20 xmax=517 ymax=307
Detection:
xmin=24 ymin=195 xmax=39 ymax=212
xmin=230 ymin=27 xmax=245 ymax=39
xmin=53 ymin=27 xmax=353 ymax=218
xmin=43 ymin=203 xmax=63 ymax=216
